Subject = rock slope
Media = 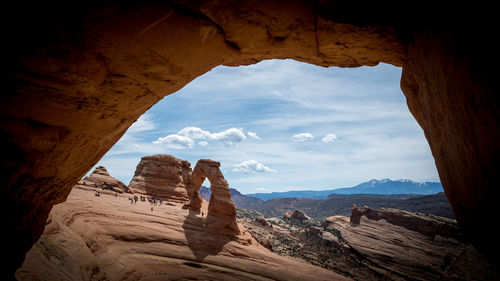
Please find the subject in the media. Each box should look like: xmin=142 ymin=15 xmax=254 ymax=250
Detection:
xmin=324 ymin=207 xmax=498 ymax=280
xmin=238 ymin=208 xmax=498 ymax=281
xmin=16 ymin=187 xmax=348 ymax=281
xmin=81 ymin=166 xmax=130 ymax=193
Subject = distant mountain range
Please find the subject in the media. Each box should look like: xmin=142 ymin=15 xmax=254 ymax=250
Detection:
xmin=245 ymin=179 xmax=443 ymax=201
xmin=248 ymin=193 xmax=454 ymax=220
xmin=199 ymin=179 xmax=452 ymax=221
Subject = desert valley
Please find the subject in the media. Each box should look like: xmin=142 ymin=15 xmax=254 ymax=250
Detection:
xmin=16 ymin=155 xmax=498 ymax=281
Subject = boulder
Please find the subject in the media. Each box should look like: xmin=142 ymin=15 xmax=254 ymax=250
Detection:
xmin=256 ymin=237 xmax=273 ymax=251
xmin=255 ymin=217 xmax=271 ymax=228
xmin=291 ymin=209 xmax=311 ymax=221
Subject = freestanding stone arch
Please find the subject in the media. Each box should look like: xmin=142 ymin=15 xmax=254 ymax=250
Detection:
xmin=189 ymin=159 xmax=240 ymax=237
xmin=2 ymin=0 xmax=498 ymax=276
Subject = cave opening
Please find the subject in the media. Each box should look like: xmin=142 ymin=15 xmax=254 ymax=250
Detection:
xmin=92 ymin=59 xmax=440 ymax=197
xmin=4 ymin=0 xmax=499 ymax=278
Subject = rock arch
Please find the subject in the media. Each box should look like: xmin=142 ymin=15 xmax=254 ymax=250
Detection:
xmin=2 ymin=0 xmax=498 ymax=276
xmin=189 ymin=159 xmax=240 ymax=237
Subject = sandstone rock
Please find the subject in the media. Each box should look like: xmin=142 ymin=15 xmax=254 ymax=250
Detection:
xmin=255 ymin=217 xmax=271 ymax=228
xmin=17 ymin=188 xmax=348 ymax=281
xmin=349 ymin=204 xmax=363 ymax=225
xmin=349 ymin=205 xmax=461 ymax=240
xmin=128 ymin=155 xmax=190 ymax=203
xmin=308 ymin=226 xmax=322 ymax=235
xmin=82 ymin=166 xmax=129 ymax=193
xmin=283 ymin=210 xmax=293 ymax=219
xmin=307 ymin=226 xmax=348 ymax=253
xmin=190 ymin=159 xmax=240 ymax=237
xmin=256 ymin=237 xmax=273 ymax=251
xmin=2 ymin=0 xmax=499 ymax=275
xmin=323 ymin=208 xmax=499 ymax=280
xmin=291 ymin=209 xmax=311 ymax=221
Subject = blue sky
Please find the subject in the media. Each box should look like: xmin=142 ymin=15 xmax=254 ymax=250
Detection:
xmin=90 ymin=59 xmax=440 ymax=194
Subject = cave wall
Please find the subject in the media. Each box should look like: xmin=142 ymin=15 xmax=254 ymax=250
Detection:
xmin=400 ymin=27 xmax=499 ymax=262
xmin=2 ymin=0 xmax=497 ymax=276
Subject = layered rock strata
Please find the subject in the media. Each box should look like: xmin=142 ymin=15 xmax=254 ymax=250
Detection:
xmin=190 ymin=159 xmax=240 ymax=237
xmin=349 ymin=205 xmax=461 ymax=239
xmin=128 ymin=154 xmax=191 ymax=203
xmin=323 ymin=208 xmax=498 ymax=280
xmin=17 ymin=187 xmax=348 ymax=281
xmin=81 ymin=166 xmax=129 ymax=193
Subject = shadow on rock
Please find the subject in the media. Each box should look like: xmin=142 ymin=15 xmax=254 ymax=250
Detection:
xmin=182 ymin=208 xmax=231 ymax=261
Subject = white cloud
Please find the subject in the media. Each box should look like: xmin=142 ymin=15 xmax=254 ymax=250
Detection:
xmin=210 ymin=128 xmax=247 ymax=146
xmin=292 ymin=132 xmax=314 ymax=142
xmin=178 ymin=127 xmax=213 ymax=140
xmin=177 ymin=126 xmax=246 ymax=147
xmin=95 ymin=61 xmax=439 ymax=193
xmin=322 ymin=133 xmax=338 ymax=143
xmin=152 ymin=134 xmax=194 ymax=149
xmin=153 ymin=126 xmax=247 ymax=149
xmin=248 ymin=131 xmax=261 ymax=140
xmin=253 ymin=187 xmax=267 ymax=192
xmin=233 ymin=160 xmax=277 ymax=174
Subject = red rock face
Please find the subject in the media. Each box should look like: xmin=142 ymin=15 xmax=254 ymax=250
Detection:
xmin=128 ymin=155 xmax=191 ymax=203
xmin=190 ymin=159 xmax=240 ymax=237
xmin=400 ymin=29 xmax=499 ymax=262
xmin=1 ymin=0 xmax=498 ymax=276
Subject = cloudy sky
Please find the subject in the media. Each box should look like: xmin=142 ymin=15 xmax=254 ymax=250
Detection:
xmin=90 ymin=59 xmax=440 ymax=194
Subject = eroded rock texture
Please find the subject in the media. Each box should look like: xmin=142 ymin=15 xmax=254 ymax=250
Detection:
xmin=190 ymin=159 xmax=240 ymax=237
xmin=2 ymin=0 xmax=498 ymax=276
xmin=400 ymin=28 xmax=500 ymax=263
xmin=16 ymin=187 xmax=348 ymax=281
xmin=349 ymin=205 xmax=461 ymax=240
xmin=82 ymin=166 xmax=129 ymax=193
xmin=325 ymin=208 xmax=499 ymax=281
xmin=128 ymin=154 xmax=191 ymax=203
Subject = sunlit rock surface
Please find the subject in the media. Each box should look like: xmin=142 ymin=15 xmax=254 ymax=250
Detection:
xmin=2 ymin=0 xmax=498 ymax=275
xmin=128 ymin=154 xmax=191 ymax=203
xmin=324 ymin=207 xmax=499 ymax=280
xmin=81 ymin=166 xmax=129 ymax=193
xmin=190 ymin=159 xmax=240 ymax=237
xmin=16 ymin=187 xmax=348 ymax=281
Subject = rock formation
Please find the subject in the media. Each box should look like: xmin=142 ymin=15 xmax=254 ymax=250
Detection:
xmin=323 ymin=208 xmax=498 ymax=281
xmin=2 ymin=0 xmax=499 ymax=275
xmin=255 ymin=217 xmax=271 ymax=228
xmin=128 ymin=155 xmax=191 ymax=203
xmin=81 ymin=166 xmax=129 ymax=193
xmin=284 ymin=209 xmax=312 ymax=222
xmin=17 ymin=187 xmax=348 ymax=281
xmin=349 ymin=205 xmax=461 ymax=240
xmin=291 ymin=210 xmax=311 ymax=221
xmin=189 ymin=159 xmax=240 ymax=237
